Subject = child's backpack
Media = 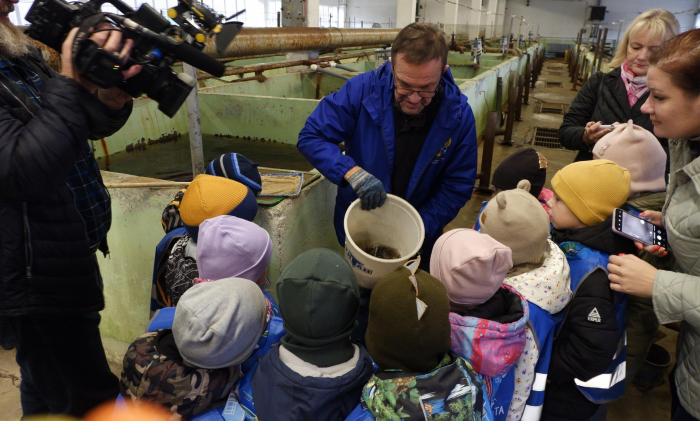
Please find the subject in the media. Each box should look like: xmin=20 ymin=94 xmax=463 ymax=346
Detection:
xmin=362 ymin=355 xmax=484 ymax=420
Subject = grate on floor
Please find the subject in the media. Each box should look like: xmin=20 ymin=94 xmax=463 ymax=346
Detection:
xmin=546 ymin=81 xmax=563 ymax=88
xmin=532 ymin=127 xmax=564 ymax=148
xmin=544 ymin=71 xmax=565 ymax=76
xmin=534 ymin=103 xmax=569 ymax=114
xmin=546 ymin=65 xmax=565 ymax=70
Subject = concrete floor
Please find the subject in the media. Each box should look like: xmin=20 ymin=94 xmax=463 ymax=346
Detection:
xmin=0 ymin=60 xmax=678 ymax=420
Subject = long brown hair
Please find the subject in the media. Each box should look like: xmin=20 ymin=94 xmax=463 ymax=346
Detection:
xmin=649 ymin=29 xmax=700 ymax=98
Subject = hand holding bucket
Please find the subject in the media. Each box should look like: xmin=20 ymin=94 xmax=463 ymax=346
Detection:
xmin=343 ymin=194 xmax=425 ymax=289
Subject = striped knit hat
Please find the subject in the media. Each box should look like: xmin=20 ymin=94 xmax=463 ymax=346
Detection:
xmin=180 ymin=174 xmax=258 ymax=242
xmin=205 ymin=153 xmax=262 ymax=196
xmin=551 ymin=160 xmax=630 ymax=227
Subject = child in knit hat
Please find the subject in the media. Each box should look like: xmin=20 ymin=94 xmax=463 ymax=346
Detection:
xmin=480 ymin=180 xmax=573 ymax=420
xmin=120 ymin=278 xmax=268 ymax=419
xmin=196 ymin=215 xmax=278 ymax=315
xmin=361 ymin=261 xmax=484 ymax=420
xmin=251 ymin=248 xmax=374 ymax=421
xmin=431 ymin=229 xmax=529 ymax=420
xmin=151 ymin=174 xmax=259 ymax=313
xmin=474 ymin=148 xmax=552 ymax=231
xmin=539 ymin=160 xmax=637 ymax=420
xmin=592 ymin=121 xmax=669 ymax=385
xmin=160 ymin=154 xmax=263 ymax=235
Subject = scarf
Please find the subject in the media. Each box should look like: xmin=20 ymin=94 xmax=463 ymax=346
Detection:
xmin=621 ymin=60 xmax=649 ymax=107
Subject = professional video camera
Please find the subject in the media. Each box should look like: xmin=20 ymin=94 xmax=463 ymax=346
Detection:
xmin=24 ymin=0 xmax=244 ymax=117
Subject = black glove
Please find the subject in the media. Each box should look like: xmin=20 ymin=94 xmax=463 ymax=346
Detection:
xmin=347 ymin=168 xmax=387 ymax=210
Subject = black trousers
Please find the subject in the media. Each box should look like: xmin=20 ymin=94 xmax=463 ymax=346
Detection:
xmin=1 ymin=311 xmax=119 ymax=418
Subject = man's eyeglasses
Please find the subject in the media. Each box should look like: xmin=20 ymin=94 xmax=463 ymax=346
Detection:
xmin=393 ymin=86 xmax=439 ymax=98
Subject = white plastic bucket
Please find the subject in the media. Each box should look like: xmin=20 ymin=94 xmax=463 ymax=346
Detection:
xmin=343 ymin=194 xmax=425 ymax=289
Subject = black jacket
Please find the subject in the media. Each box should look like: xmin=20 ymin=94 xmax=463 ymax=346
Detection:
xmin=542 ymin=220 xmax=637 ymax=420
xmin=558 ymin=67 xmax=669 ymax=171
xmin=0 ymin=47 xmax=132 ymax=316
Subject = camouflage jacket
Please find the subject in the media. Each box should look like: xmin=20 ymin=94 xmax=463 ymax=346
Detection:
xmin=120 ymin=329 xmax=239 ymax=419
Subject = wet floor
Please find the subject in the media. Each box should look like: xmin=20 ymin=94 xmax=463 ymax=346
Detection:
xmin=96 ymin=134 xmax=314 ymax=181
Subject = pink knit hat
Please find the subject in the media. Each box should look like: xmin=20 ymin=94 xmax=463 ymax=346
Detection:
xmin=430 ymin=229 xmax=513 ymax=307
xmin=592 ymin=120 xmax=667 ymax=196
xmin=196 ymin=215 xmax=273 ymax=282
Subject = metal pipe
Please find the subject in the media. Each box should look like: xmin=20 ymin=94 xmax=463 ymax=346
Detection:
xmin=203 ymin=27 xmax=400 ymax=58
xmin=496 ymin=76 xmax=504 ymax=127
xmin=329 ymin=62 xmax=360 ymax=72
xmin=476 ymin=110 xmax=498 ymax=195
xmin=196 ymin=51 xmax=374 ymax=80
xmin=30 ymin=27 xmax=395 ymax=70
xmin=516 ymin=74 xmax=525 ymax=121
xmin=183 ymin=62 xmax=205 ymax=177
xmin=524 ymin=56 xmax=531 ymax=105
xmin=596 ymin=28 xmax=608 ymax=71
xmin=499 ymin=85 xmax=518 ymax=145
xmin=591 ymin=28 xmax=603 ymax=78
xmin=310 ymin=64 xmax=352 ymax=81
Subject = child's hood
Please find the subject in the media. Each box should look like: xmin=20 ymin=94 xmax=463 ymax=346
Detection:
xmin=504 ymin=239 xmax=573 ymax=314
xmin=449 ymin=285 xmax=528 ymax=378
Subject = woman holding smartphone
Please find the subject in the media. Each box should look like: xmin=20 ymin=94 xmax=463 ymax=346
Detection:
xmin=558 ymin=9 xmax=678 ymax=166
xmin=608 ymin=29 xmax=700 ymax=421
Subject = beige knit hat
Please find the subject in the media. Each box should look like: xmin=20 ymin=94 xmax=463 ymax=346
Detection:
xmin=480 ymin=180 xmax=550 ymax=266
xmin=592 ymin=121 xmax=666 ymax=196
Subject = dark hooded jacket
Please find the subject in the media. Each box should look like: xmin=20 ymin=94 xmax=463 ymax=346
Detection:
xmin=0 ymin=47 xmax=132 ymax=316
xmin=542 ymin=219 xmax=637 ymax=420
xmin=251 ymin=345 xmax=374 ymax=421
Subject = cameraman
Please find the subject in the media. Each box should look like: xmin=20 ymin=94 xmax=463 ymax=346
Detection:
xmin=0 ymin=2 xmax=140 ymax=416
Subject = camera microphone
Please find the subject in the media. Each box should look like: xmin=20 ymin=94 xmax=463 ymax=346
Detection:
xmin=111 ymin=15 xmax=225 ymax=77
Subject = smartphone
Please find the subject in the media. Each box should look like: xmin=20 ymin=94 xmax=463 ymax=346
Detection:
xmin=612 ymin=208 xmax=667 ymax=248
xmin=596 ymin=124 xmax=617 ymax=132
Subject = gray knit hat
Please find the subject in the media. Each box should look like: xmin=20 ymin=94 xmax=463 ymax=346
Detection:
xmin=173 ymin=278 xmax=268 ymax=369
xmin=480 ymin=180 xmax=550 ymax=266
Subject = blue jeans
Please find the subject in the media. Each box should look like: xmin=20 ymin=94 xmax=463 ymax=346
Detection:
xmin=2 ymin=312 xmax=119 ymax=417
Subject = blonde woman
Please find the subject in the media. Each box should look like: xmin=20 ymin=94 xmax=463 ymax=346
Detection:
xmin=558 ymin=9 xmax=679 ymax=166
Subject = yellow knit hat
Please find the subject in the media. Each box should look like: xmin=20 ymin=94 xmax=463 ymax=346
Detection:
xmin=551 ymin=160 xmax=631 ymax=226
xmin=179 ymin=174 xmax=258 ymax=241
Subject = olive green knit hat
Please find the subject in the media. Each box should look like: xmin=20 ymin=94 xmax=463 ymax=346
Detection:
xmin=366 ymin=265 xmax=451 ymax=373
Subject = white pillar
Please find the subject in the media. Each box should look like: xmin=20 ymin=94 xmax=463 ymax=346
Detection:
xmin=468 ymin=0 xmax=481 ymax=38
xmin=307 ymin=0 xmax=320 ymax=27
xmin=396 ymin=0 xmax=417 ymax=28
xmin=443 ymin=0 xmax=459 ymax=36
xmin=495 ymin=0 xmax=506 ymax=37
xmin=485 ymin=0 xmax=497 ymax=37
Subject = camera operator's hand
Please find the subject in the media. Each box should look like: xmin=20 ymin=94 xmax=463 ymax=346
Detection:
xmin=61 ymin=25 xmax=141 ymax=109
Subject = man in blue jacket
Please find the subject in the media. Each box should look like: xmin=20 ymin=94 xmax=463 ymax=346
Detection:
xmin=298 ymin=23 xmax=477 ymax=263
xmin=298 ymin=23 xmax=477 ymax=341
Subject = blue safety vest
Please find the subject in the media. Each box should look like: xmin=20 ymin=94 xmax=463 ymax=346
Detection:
xmin=554 ymin=241 xmax=627 ymax=404
xmin=520 ymin=304 xmax=557 ymax=421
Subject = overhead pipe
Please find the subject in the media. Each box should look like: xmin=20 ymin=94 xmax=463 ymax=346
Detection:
xmin=310 ymin=64 xmax=352 ymax=81
xmin=29 ymin=27 xmax=397 ymax=71
xmin=203 ymin=27 xmax=400 ymax=59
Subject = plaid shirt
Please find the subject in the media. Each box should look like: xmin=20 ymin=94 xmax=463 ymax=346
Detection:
xmin=0 ymin=59 xmax=111 ymax=250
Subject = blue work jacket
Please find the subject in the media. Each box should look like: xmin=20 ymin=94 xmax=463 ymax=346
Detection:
xmin=297 ymin=61 xmax=478 ymax=245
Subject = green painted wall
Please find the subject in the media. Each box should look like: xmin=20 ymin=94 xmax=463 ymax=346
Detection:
xmin=97 ymin=171 xmax=340 ymax=356
xmin=199 ymin=93 xmax=319 ymax=144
